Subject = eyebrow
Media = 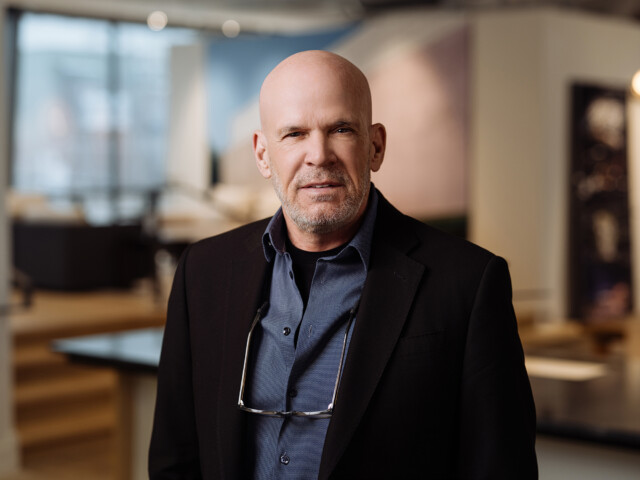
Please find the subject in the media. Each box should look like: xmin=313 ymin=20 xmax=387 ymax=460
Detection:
xmin=276 ymin=120 xmax=358 ymax=137
xmin=333 ymin=120 xmax=356 ymax=129
xmin=276 ymin=126 xmax=305 ymax=137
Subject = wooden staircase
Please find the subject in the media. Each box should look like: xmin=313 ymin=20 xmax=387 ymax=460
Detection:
xmin=10 ymin=289 xmax=165 ymax=453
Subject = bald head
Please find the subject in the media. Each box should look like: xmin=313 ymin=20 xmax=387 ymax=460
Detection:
xmin=252 ymin=50 xmax=386 ymax=250
xmin=259 ymin=50 xmax=372 ymax=130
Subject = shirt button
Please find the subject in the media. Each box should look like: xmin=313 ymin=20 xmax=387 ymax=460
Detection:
xmin=283 ymin=327 xmax=291 ymax=336
xmin=288 ymin=388 xmax=297 ymax=398
xmin=280 ymin=454 xmax=290 ymax=465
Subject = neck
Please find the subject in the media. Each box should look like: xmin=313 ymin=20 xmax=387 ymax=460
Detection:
xmin=284 ymin=214 xmax=365 ymax=252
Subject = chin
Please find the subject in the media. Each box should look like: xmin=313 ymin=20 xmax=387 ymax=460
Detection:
xmin=292 ymin=208 xmax=357 ymax=235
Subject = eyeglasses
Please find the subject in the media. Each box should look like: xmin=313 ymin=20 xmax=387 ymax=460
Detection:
xmin=237 ymin=301 xmax=358 ymax=418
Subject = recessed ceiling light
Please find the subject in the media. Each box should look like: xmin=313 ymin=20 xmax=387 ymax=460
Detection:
xmin=222 ymin=19 xmax=241 ymax=38
xmin=147 ymin=11 xmax=168 ymax=32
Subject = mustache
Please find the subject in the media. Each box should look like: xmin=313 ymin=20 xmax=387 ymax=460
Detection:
xmin=293 ymin=167 xmax=349 ymax=188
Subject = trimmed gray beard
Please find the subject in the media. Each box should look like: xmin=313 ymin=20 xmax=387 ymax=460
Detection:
xmin=271 ymin=164 xmax=371 ymax=235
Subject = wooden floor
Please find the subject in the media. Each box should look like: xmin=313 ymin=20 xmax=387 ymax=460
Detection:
xmin=0 ymin=435 xmax=112 ymax=480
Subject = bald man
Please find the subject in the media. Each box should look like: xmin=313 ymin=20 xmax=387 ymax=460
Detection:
xmin=149 ymin=50 xmax=537 ymax=479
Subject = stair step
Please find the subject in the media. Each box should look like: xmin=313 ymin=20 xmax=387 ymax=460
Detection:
xmin=16 ymin=370 xmax=117 ymax=408
xmin=14 ymin=358 xmax=100 ymax=386
xmin=19 ymin=404 xmax=116 ymax=450
xmin=10 ymin=290 xmax=165 ymax=342
xmin=14 ymin=343 xmax=67 ymax=371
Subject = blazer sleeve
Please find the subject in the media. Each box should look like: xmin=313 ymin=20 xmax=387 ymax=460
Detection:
xmin=149 ymin=246 xmax=203 ymax=479
xmin=457 ymin=256 xmax=538 ymax=479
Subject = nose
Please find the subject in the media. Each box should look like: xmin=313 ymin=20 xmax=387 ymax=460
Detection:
xmin=305 ymin=132 xmax=335 ymax=166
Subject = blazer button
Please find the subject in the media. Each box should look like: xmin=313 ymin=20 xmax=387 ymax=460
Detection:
xmin=280 ymin=454 xmax=290 ymax=465
xmin=283 ymin=327 xmax=291 ymax=336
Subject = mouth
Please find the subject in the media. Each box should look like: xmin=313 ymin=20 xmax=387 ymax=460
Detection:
xmin=301 ymin=182 xmax=342 ymax=189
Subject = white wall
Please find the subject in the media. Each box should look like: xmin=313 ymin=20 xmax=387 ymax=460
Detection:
xmin=628 ymin=99 xmax=640 ymax=315
xmin=471 ymin=9 xmax=548 ymax=318
xmin=339 ymin=12 xmax=470 ymax=220
xmin=0 ymin=4 xmax=20 ymax=476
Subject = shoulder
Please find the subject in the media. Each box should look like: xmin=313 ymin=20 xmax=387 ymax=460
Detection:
xmin=181 ymin=217 xmax=271 ymax=267
xmin=415 ymin=218 xmax=495 ymax=271
xmin=375 ymin=193 xmax=496 ymax=270
xmin=374 ymin=193 xmax=512 ymax=312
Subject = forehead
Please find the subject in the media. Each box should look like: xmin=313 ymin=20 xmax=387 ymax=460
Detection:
xmin=275 ymin=87 xmax=362 ymax=126
xmin=260 ymin=61 xmax=370 ymax=131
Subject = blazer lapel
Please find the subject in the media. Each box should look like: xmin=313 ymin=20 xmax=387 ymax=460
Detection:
xmin=216 ymin=227 xmax=270 ymax=478
xmin=319 ymin=199 xmax=425 ymax=479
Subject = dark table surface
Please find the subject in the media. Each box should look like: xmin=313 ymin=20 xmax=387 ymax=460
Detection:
xmin=53 ymin=327 xmax=164 ymax=374
xmin=526 ymin=341 xmax=640 ymax=450
xmin=53 ymin=327 xmax=640 ymax=450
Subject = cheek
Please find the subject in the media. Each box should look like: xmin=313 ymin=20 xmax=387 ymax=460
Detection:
xmin=341 ymin=148 xmax=371 ymax=178
xmin=270 ymin=158 xmax=297 ymax=189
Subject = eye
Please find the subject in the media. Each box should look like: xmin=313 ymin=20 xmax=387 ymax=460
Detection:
xmin=284 ymin=131 xmax=302 ymax=139
xmin=335 ymin=127 xmax=353 ymax=134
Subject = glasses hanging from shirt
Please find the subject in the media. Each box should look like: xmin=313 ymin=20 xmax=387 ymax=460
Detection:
xmin=237 ymin=301 xmax=358 ymax=418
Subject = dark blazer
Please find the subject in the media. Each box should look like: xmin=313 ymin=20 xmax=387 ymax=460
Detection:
xmin=149 ymin=193 xmax=537 ymax=479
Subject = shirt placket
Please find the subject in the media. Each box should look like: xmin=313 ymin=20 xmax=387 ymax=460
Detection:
xmin=274 ymin=253 xmax=304 ymax=475
xmin=275 ymin=259 xmax=346 ymax=478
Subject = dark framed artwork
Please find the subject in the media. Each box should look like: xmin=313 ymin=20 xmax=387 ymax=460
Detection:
xmin=568 ymin=83 xmax=633 ymax=322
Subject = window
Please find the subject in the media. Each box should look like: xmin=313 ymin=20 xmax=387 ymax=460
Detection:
xmin=11 ymin=12 xmax=198 ymax=222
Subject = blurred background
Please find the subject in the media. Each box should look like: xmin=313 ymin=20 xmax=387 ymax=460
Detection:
xmin=1 ymin=0 xmax=640 ymax=478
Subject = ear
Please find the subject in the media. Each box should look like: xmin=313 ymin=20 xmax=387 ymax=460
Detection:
xmin=369 ymin=123 xmax=386 ymax=172
xmin=253 ymin=130 xmax=272 ymax=179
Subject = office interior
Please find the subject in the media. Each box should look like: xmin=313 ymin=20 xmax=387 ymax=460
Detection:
xmin=2 ymin=0 xmax=640 ymax=478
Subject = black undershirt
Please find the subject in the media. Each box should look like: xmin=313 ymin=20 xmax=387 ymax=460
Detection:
xmin=285 ymin=238 xmax=346 ymax=309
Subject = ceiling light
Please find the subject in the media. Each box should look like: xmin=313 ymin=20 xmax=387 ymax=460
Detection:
xmin=632 ymin=70 xmax=640 ymax=98
xmin=147 ymin=11 xmax=168 ymax=32
xmin=222 ymin=19 xmax=241 ymax=38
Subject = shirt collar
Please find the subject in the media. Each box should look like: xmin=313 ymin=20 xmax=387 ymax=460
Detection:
xmin=262 ymin=186 xmax=379 ymax=270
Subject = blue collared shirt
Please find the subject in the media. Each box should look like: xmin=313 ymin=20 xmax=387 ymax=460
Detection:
xmin=245 ymin=189 xmax=378 ymax=479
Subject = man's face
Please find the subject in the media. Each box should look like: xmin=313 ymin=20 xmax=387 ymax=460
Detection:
xmin=255 ymin=60 xmax=383 ymax=236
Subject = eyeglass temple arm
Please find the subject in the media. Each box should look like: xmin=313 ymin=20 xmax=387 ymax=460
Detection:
xmin=328 ymin=301 xmax=359 ymax=410
xmin=238 ymin=301 xmax=269 ymax=407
